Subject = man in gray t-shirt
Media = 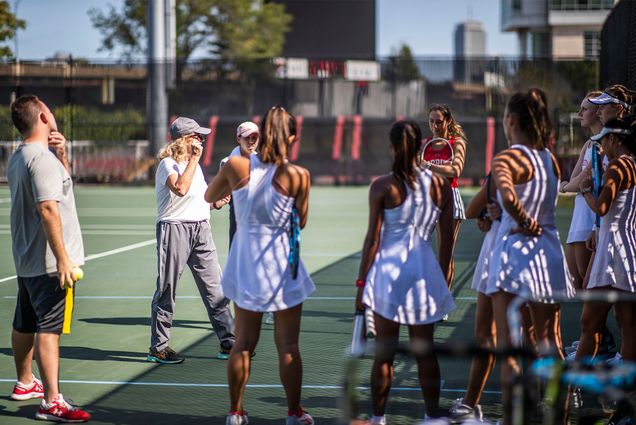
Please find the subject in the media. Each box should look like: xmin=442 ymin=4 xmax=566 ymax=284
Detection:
xmin=6 ymin=95 xmax=90 ymax=422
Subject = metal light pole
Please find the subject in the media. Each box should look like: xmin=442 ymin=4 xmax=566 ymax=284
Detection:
xmin=147 ymin=0 xmax=168 ymax=155
xmin=11 ymin=0 xmax=22 ymax=105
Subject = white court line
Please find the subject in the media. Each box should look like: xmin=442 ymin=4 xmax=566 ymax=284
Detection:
xmin=0 ymin=378 xmax=501 ymax=394
xmin=0 ymin=230 xmax=155 ymax=236
xmin=0 ymin=239 xmax=156 ymax=284
xmin=1 ymin=295 xmax=478 ymax=301
xmin=2 ymin=295 xmax=358 ymax=300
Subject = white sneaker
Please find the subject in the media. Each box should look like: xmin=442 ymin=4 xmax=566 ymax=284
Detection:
xmin=606 ymin=352 xmax=623 ymax=366
xmin=286 ymin=409 xmax=314 ymax=425
xmin=366 ymin=416 xmax=386 ymax=425
xmin=449 ymin=398 xmax=483 ymax=422
xmin=566 ymin=350 xmax=577 ymax=361
xmin=265 ymin=312 xmax=275 ymax=324
xmin=564 ymin=340 xmax=579 ymax=354
xmin=226 ymin=411 xmax=249 ymax=425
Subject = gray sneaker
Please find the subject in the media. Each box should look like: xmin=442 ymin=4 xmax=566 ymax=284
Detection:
xmin=449 ymin=398 xmax=483 ymax=422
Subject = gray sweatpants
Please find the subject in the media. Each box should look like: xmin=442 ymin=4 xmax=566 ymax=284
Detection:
xmin=151 ymin=220 xmax=235 ymax=351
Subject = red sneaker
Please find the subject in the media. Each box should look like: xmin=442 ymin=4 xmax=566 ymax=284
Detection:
xmin=35 ymin=394 xmax=91 ymax=423
xmin=10 ymin=375 xmax=44 ymax=400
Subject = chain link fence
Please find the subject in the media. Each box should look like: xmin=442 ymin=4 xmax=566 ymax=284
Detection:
xmin=0 ymin=56 xmax=603 ymax=184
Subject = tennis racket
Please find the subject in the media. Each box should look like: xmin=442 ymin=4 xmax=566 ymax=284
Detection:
xmin=350 ymin=309 xmax=367 ymax=355
xmin=288 ymin=206 xmax=300 ymax=279
xmin=420 ymin=137 xmax=454 ymax=166
xmin=591 ymin=141 xmax=604 ymax=227
xmin=364 ymin=307 xmax=376 ymax=339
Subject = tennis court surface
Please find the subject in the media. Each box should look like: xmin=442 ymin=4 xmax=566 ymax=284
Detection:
xmin=0 ymin=186 xmax=614 ymax=424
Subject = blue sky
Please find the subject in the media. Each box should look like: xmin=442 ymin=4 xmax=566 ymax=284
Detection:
xmin=13 ymin=0 xmax=518 ymax=60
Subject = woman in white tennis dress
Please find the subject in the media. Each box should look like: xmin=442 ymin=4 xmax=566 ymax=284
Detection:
xmin=355 ymin=120 xmax=455 ymax=425
xmin=559 ymin=91 xmax=604 ymax=291
xmin=205 ymin=106 xmax=315 ymax=425
xmin=486 ymin=89 xmax=573 ymax=424
xmin=577 ymin=117 xmax=636 ymax=363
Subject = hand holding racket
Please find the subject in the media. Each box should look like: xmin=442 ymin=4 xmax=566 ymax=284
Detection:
xmin=591 ymin=141 xmax=604 ymax=227
xmin=420 ymin=137 xmax=454 ymax=168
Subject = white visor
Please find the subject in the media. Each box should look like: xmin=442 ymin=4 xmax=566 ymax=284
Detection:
xmin=589 ymin=92 xmax=630 ymax=109
xmin=591 ymin=126 xmax=633 ymax=141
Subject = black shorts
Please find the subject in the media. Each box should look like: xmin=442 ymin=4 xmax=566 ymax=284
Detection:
xmin=13 ymin=274 xmax=67 ymax=334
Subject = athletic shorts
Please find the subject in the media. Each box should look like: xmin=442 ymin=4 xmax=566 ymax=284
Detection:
xmin=13 ymin=274 xmax=67 ymax=334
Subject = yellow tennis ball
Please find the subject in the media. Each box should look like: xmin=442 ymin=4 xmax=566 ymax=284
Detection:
xmin=73 ymin=267 xmax=84 ymax=281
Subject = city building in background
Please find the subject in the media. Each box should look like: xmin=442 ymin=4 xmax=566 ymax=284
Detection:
xmin=501 ymin=0 xmax=618 ymax=59
xmin=453 ymin=20 xmax=487 ymax=84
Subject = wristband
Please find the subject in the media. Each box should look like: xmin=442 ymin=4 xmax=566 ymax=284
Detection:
xmin=355 ymin=279 xmax=365 ymax=288
xmin=581 ymin=187 xmax=592 ymax=195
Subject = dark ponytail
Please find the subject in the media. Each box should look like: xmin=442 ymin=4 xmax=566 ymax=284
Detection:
xmin=389 ymin=120 xmax=422 ymax=189
xmin=506 ymin=88 xmax=552 ymax=149
xmin=259 ymin=106 xmax=297 ymax=165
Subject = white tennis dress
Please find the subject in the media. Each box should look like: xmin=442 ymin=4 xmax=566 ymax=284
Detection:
xmin=567 ymin=143 xmax=596 ymax=244
xmin=362 ymin=169 xmax=456 ymax=324
xmin=485 ymin=145 xmax=574 ymax=302
xmin=588 ymin=155 xmax=636 ymax=293
xmin=221 ymin=156 xmax=315 ymax=312
xmin=471 ymin=220 xmax=501 ymax=294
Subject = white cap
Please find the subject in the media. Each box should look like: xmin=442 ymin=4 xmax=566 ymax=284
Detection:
xmin=236 ymin=121 xmax=259 ymax=138
xmin=588 ymin=92 xmax=630 ymax=109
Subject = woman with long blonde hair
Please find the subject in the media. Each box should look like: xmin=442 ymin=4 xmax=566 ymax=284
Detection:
xmin=150 ymin=117 xmax=235 ymax=364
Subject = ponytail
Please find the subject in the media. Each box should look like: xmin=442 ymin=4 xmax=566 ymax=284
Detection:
xmin=389 ymin=120 xmax=422 ymax=189
xmin=507 ymin=88 xmax=552 ymax=150
xmin=605 ymin=84 xmax=635 ymax=117
xmin=259 ymin=106 xmax=297 ymax=165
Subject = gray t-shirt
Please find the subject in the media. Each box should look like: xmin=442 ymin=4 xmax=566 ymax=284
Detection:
xmin=7 ymin=142 xmax=84 ymax=277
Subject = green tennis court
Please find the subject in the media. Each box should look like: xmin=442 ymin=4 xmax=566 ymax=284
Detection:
xmin=0 ymin=186 xmax=614 ymax=424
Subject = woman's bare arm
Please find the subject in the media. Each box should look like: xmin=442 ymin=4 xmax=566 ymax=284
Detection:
xmin=581 ymin=158 xmax=632 ymax=216
xmin=561 ymin=140 xmax=590 ymax=193
xmin=428 ymin=139 xmax=467 ymax=179
xmin=355 ymin=177 xmax=389 ymax=310
xmin=492 ymin=149 xmax=542 ymax=236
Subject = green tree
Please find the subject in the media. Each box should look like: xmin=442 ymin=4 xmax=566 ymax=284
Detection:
xmin=388 ymin=44 xmax=420 ymax=82
xmin=89 ymin=0 xmax=292 ymax=78
xmin=0 ymin=1 xmax=26 ymax=58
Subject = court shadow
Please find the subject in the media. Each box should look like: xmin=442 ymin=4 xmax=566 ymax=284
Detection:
xmin=59 ymin=346 xmax=151 ymax=363
xmin=80 ymin=317 xmax=210 ymax=330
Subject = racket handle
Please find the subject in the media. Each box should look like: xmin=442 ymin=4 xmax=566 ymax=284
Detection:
xmin=351 ymin=310 xmax=366 ymax=355
xmin=62 ymin=285 xmax=74 ymax=335
xmin=365 ymin=308 xmax=376 ymax=339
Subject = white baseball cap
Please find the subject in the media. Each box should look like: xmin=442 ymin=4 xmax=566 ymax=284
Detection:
xmin=236 ymin=121 xmax=259 ymax=138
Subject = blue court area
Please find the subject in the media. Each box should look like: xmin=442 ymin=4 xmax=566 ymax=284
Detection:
xmin=0 ymin=185 xmax=615 ymax=424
